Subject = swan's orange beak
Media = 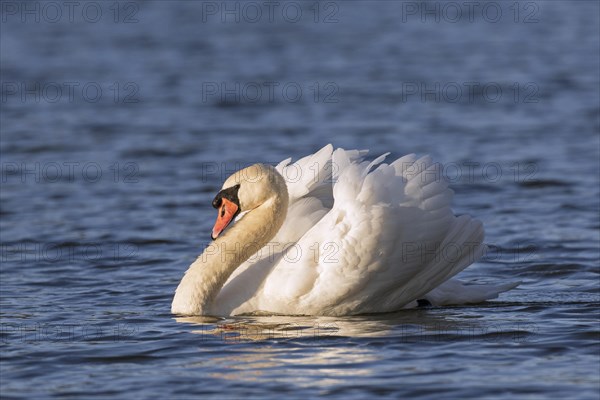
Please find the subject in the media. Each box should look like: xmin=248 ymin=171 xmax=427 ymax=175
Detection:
xmin=211 ymin=198 xmax=239 ymax=240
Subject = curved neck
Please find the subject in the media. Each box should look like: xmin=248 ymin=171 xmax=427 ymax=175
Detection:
xmin=171 ymin=193 xmax=287 ymax=315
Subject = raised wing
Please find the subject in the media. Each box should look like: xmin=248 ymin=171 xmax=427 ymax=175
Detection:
xmin=260 ymin=148 xmax=485 ymax=315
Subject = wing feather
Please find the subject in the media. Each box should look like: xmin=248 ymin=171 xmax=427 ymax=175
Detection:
xmin=234 ymin=147 xmax=496 ymax=315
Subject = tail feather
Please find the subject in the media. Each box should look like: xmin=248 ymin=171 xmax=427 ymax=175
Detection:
xmin=424 ymin=279 xmax=520 ymax=305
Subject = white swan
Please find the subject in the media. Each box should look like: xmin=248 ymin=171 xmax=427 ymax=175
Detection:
xmin=172 ymin=145 xmax=517 ymax=316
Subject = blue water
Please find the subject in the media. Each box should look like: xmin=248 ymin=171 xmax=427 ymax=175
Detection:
xmin=1 ymin=1 xmax=599 ymax=398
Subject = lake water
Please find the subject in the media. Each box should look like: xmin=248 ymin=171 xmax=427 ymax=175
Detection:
xmin=1 ymin=1 xmax=599 ymax=398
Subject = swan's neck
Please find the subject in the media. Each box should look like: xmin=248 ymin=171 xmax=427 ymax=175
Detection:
xmin=171 ymin=194 xmax=287 ymax=315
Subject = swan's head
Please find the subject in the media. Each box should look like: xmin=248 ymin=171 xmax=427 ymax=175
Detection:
xmin=210 ymin=163 xmax=287 ymax=240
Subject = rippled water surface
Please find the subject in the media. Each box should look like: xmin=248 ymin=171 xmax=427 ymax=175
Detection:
xmin=1 ymin=1 xmax=599 ymax=399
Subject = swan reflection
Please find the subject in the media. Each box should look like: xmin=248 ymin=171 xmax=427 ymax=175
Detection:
xmin=174 ymin=309 xmax=485 ymax=341
xmin=172 ymin=309 xmax=537 ymax=386
xmin=174 ymin=306 xmax=537 ymax=344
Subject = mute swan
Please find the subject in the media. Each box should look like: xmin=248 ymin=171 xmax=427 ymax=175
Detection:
xmin=172 ymin=145 xmax=517 ymax=316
